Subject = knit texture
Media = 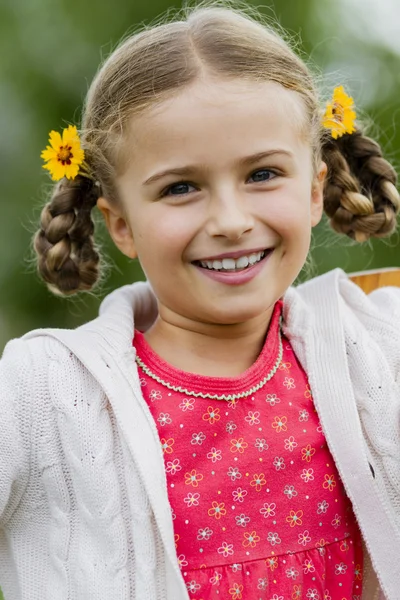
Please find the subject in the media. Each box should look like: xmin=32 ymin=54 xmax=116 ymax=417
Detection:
xmin=0 ymin=269 xmax=399 ymax=599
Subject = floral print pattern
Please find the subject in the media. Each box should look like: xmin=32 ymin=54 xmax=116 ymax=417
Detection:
xmin=134 ymin=301 xmax=363 ymax=599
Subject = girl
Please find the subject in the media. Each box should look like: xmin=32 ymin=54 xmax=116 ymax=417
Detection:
xmin=1 ymin=4 xmax=400 ymax=600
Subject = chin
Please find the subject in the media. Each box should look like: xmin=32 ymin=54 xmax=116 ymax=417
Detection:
xmin=201 ymin=300 xmax=273 ymax=326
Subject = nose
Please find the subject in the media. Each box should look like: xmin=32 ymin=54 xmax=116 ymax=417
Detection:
xmin=205 ymin=187 xmax=254 ymax=240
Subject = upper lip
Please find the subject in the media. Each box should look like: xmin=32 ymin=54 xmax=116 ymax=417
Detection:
xmin=194 ymin=247 xmax=271 ymax=262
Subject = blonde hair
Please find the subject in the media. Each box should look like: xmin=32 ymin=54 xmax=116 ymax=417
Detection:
xmin=34 ymin=2 xmax=400 ymax=295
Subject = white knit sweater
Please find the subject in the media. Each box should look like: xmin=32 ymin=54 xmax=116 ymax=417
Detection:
xmin=1 ymin=268 xmax=400 ymax=600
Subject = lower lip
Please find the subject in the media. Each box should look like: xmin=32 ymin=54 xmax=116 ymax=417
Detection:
xmin=194 ymin=251 xmax=273 ymax=285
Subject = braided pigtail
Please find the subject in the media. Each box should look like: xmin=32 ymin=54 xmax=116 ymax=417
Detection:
xmin=33 ymin=175 xmax=101 ymax=296
xmin=322 ymin=130 xmax=400 ymax=242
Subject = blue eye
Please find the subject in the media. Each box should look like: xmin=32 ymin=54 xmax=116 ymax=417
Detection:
xmin=249 ymin=169 xmax=276 ymax=183
xmin=162 ymin=182 xmax=196 ymax=197
xmin=161 ymin=169 xmax=277 ymax=197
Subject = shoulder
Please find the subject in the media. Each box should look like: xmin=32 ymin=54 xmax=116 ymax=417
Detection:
xmin=337 ymin=273 xmax=400 ymax=341
xmin=1 ymin=328 xmax=109 ymax=441
xmin=353 ymin=286 xmax=400 ymax=372
xmin=287 ymin=267 xmax=400 ymax=319
xmin=284 ymin=268 xmax=400 ymax=341
xmin=0 ymin=335 xmax=68 ymax=419
xmin=2 ymin=329 xmax=74 ymax=368
xmin=365 ymin=285 xmax=400 ymax=323
xmin=1 ymin=334 xmax=52 ymax=384
xmin=1 ymin=330 xmax=88 ymax=404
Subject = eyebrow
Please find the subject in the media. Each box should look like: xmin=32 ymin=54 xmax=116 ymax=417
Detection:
xmin=142 ymin=149 xmax=293 ymax=186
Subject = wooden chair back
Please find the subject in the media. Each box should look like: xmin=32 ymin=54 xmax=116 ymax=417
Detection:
xmin=348 ymin=267 xmax=400 ymax=293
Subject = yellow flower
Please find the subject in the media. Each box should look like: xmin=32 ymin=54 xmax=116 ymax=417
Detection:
xmin=202 ymin=406 xmax=220 ymax=424
xmin=41 ymin=125 xmax=85 ymax=181
xmin=323 ymin=86 xmax=356 ymax=139
xmin=242 ymin=530 xmax=260 ymax=548
xmin=184 ymin=469 xmax=204 ymax=487
xmin=160 ymin=437 xmax=174 ymax=454
xmin=208 ymin=501 xmax=226 ymax=519
xmin=301 ymin=444 xmax=316 ymax=463
xmin=286 ymin=509 xmax=303 ymax=527
xmin=229 ymin=583 xmax=243 ymax=600
xmin=322 ymin=473 xmax=336 ymax=491
xmin=265 ymin=556 xmax=278 ymax=571
xmin=250 ymin=473 xmax=267 ymax=492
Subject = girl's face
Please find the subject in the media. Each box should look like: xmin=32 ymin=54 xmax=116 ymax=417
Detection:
xmin=99 ymin=77 xmax=326 ymax=328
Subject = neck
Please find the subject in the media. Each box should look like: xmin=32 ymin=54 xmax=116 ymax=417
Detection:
xmin=143 ymin=305 xmax=276 ymax=377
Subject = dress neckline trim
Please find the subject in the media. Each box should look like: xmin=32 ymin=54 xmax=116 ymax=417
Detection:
xmin=133 ymin=301 xmax=284 ymax=401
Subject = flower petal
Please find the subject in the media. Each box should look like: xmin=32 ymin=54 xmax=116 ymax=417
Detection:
xmin=333 ymin=86 xmax=354 ymax=108
xmin=62 ymin=125 xmax=79 ymax=145
xmin=70 ymin=147 xmax=85 ymax=164
xmin=40 ymin=146 xmax=58 ymax=161
xmin=42 ymin=161 xmax=65 ymax=181
xmin=64 ymin=163 xmax=80 ymax=179
xmin=48 ymin=130 xmax=62 ymax=151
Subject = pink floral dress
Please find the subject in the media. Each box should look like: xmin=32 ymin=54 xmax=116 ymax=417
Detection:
xmin=133 ymin=301 xmax=363 ymax=600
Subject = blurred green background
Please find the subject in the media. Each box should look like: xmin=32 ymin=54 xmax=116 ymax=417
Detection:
xmin=0 ymin=0 xmax=399 ymax=596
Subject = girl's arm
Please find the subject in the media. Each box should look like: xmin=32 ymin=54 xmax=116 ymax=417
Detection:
xmin=0 ymin=339 xmax=34 ymax=526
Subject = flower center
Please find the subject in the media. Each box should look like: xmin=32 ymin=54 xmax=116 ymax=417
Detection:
xmin=332 ymin=103 xmax=344 ymax=123
xmin=58 ymin=145 xmax=73 ymax=165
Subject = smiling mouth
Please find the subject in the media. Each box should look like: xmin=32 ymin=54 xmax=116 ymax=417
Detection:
xmin=192 ymin=249 xmax=271 ymax=272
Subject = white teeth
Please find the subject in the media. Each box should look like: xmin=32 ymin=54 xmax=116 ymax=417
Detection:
xmin=222 ymin=258 xmax=236 ymax=270
xmin=212 ymin=260 xmax=223 ymax=270
xmin=198 ymin=250 xmax=267 ymax=271
xmin=248 ymin=253 xmax=258 ymax=265
xmin=236 ymin=255 xmax=249 ymax=269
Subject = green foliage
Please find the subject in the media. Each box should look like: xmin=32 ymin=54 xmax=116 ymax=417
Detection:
xmin=0 ymin=0 xmax=399 ymax=358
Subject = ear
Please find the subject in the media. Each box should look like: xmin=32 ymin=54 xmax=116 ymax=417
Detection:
xmin=96 ymin=197 xmax=137 ymax=259
xmin=310 ymin=161 xmax=327 ymax=227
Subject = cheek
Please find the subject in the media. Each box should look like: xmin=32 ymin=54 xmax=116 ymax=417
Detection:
xmin=266 ymin=182 xmax=313 ymax=235
xmin=261 ymin=200 xmax=311 ymax=239
xmin=132 ymin=207 xmax=194 ymax=265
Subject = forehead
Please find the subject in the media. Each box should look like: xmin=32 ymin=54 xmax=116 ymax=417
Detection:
xmin=122 ymin=78 xmax=309 ymax=174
